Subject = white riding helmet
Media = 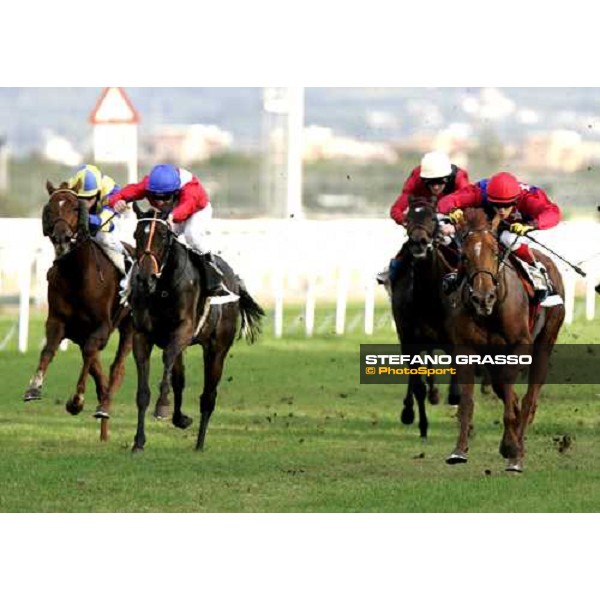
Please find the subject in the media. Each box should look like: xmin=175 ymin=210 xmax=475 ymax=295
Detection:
xmin=420 ymin=151 xmax=452 ymax=180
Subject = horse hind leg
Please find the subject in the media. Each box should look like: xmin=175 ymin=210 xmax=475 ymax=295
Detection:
xmin=172 ymin=353 xmax=193 ymax=430
xmin=23 ymin=318 xmax=65 ymax=401
xmin=196 ymin=343 xmax=231 ymax=451
xmin=96 ymin=319 xmax=134 ymax=420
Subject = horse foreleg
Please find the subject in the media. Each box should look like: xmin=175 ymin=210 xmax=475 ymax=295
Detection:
xmin=447 ymin=365 xmax=475 ymax=465
xmin=447 ymin=373 xmax=461 ymax=406
xmin=132 ymin=333 xmax=152 ymax=452
xmin=104 ymin=317 xmax=134 ymax=413
xmin=87 ymin=356 xmax=111 ymax=441
xmin=414 ymin=377 xmax=428 ymax=439
xmin=154 ymin=333 xmax=189 ymax=420
xmin=196 ymin=343 xmax=231 ymax=451
xmin=401 ymin=374 xmax=416 ymax=426
xmin=172 ymin=353 xmax=193 ymax=430
xmin=23 ymin=317 xmax=65 ymax=402
xmin=493 ymin=377 xmax=522 ymax=472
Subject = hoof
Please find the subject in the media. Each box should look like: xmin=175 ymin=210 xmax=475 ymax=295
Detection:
xmin=153 ymin=404 xmax=171 ymax=420
xmin=448 ymin=394 xmax=461 ymax=406
xmin=65 ymin=400 xmax=84 ymax=416
xmin=446 ymin=451 xmax=468 ymax=465
xmin=505 ymin=461 xmax=523 ymax=473
xmin=428 ymin=388 xmax=440 ymax=405
xmin=401 ymin=407 xmax=415 ymax=425
xmin=173 ymin=415 xmax=193 ymax=430
xmin=131 ymin=445 xmax=144 ymax=453
xmin=93 ymin=406 xmax=110 ymax=420
xmin=23 ymin=388 xmax=42 ymax=402
xmin=481 ymin=384 xmax=492 ymax=396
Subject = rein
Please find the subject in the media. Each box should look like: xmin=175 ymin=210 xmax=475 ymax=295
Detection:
xmin=137 ymin=217 xmax=170 ymax=276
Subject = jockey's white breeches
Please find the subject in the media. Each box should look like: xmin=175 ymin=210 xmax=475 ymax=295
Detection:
xmin=171 ymin=204 xmax=213 ymax=254
xmin=499 ymin=230 xmax=529 ymax=250
xmin=95 ymin=231 xmax=126 ymax=255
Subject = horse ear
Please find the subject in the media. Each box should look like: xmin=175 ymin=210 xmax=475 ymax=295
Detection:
xmin=46 ymin=180 xmax=55 ymax=195
xmin=132 ymin=202 xmax=143 ymax=218
xmin=408 ymin=195 xmax=415 ymax=207
xmin=71 ymin=179 xmax=82 ymax=194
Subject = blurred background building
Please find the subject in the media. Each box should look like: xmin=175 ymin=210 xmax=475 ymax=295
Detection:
xmin=2 ymin=87 xmax=600 ymax=221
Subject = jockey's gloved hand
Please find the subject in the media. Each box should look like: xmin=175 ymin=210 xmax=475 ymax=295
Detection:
xmin=166 ymin=213 xmax=175 ymax=229
xmin=510 ymin=222 xmax=535 ymax=236
xmin=113 ymin=200 xmax=127 ymax=213
xmin=448 ymin=209 xmax=464 ymax=224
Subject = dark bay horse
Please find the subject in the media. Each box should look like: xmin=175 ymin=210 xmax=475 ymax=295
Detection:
xmin=445 ymin=209 xmax=565 ymax=472
xmin=391 ymin=197 xmax=461 ymax=438
xmin=130 ymin=207 xmax=264 ymax=451
xmin=23 ymin=181 xmax=133 ymax=441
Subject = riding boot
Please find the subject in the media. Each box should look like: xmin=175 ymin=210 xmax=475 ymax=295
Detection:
xmin=202 ymin=253 xmax=239 ymax=301
xmin=119 ymin=257 xmax=134 ymax=306
xmin=527 ymin=261 xmax=551 ymax=304
xmin=442 ymin=270 xmax=461 ymax=295
xmin=377 ymin=244 xmax=410 ymax=287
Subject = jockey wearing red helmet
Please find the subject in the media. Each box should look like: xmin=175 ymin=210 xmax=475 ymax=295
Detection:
xmin=438 ymin=172 xmax=562 ymax=303
xmin=109 ymin=165 xmax=237 ymax=301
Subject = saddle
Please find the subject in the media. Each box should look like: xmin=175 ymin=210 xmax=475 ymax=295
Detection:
xmin=507 ymin=254 xmax=541 ymax=332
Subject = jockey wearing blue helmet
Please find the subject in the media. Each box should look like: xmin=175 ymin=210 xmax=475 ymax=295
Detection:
xmin=146 ymin=164 xmax=181 ymax=196
xmin=68 ymin=164 xmax=130 ymax=274
xmin=109 ymin=164 xmax=237 ymax=302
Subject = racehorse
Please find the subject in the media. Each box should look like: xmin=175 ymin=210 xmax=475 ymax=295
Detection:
xmin=445 ymin=208 xmax=565 ymax=472
xmin=129 ymin=206 xmax=264 ymax=451
xmin=391 ymin=196 xmax=461 ymax=438
xmin=23 ymin=181 xmax=134 ymax=441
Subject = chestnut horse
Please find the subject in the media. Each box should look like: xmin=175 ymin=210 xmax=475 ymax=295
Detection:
xmin=391 ymin=197 xmax=461 ymax=438
xmin=445 ymin=209 xmax=565 ymax=472
xmin=129 ymin=206 xmax=264 ymax=451
xmin=23 ymin=181 xmax=133 ymax=441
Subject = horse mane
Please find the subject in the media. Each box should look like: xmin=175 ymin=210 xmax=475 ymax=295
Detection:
xmin=463 ymin=207 xmax=489 ymax=230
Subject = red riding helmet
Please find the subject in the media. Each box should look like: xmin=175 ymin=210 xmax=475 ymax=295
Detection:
xmin=487 ymin=172 xmax=521 ymax=203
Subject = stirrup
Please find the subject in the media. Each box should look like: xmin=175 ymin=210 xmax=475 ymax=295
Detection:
xmin=376 ymin=271 xmax=389 ymax=285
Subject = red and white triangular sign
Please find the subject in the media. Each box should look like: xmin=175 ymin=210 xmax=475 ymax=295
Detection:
xmin=89 ymin=87 xmax=140 ymax=125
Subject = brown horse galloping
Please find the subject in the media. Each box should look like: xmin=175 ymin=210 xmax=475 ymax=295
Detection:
xmin=23 ymin=181 xmax=133 ymax=441
xmin=445 ymin=209 xmax=565 ymax=472
xmin=130 ymin=206 xmax=264 ymax=452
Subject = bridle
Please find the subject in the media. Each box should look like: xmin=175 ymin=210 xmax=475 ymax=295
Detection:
xmin=135 ymin=216 xmax=173 ymax=279
xmin=461 ymin=227 xmax=506 ymax=298
xmin=46 ymin=188 xmax=82 ymax=249
xmin=406 ymin=204 xmax=438 ymax=255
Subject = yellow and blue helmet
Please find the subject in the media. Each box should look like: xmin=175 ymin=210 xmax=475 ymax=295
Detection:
xmin=69 ymin=164 xmax=103 ymax=199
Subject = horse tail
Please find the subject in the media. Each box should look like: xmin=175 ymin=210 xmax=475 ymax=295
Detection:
xmin=238 ymin=288 xmax=265 ymax=344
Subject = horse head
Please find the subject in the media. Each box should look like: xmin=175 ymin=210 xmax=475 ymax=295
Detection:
xmin=43 ymin=180 xmax=86 ymax=257
xmin=132 ymin=204 xmax=174 ymax=296
xmin=458 ymin=208 xmax=501 ymax=317
xmin=405 ymin=196 xmax=438 ymax=259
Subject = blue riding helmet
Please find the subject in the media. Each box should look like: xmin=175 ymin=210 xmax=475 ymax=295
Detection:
xmin=147 ymin=164 xmax=181 ymax=194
